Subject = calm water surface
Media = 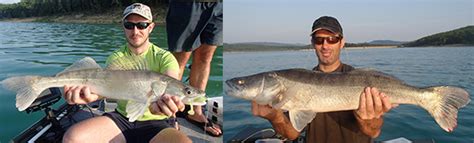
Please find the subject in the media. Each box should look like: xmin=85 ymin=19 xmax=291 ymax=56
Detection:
xmin=223 ymin=47 xmax=474 ymax=142
xmin=0 ymin=22 xmax=222 ymax=141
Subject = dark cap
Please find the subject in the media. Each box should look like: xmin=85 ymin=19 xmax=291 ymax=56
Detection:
xmin=310 ymin=16 xmax=343 ymax=37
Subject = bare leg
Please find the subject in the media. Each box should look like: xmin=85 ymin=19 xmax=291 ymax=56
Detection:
xmin=187 ymin=44 xmax=222 ymax=135
xmin=149 ymin=128 xmax=192 ymax=143
xmin=63 ymin=116 xmax=125 ymax=143
xmin=189 ymin=44 xmax=216 ymax=90
xmin=172 ymin=52 xmax=192 ymax=80
xmin=172 ymin=44 xmax=222 ymax=136
xmin=171 ymin=52 xmax=192 ymax=130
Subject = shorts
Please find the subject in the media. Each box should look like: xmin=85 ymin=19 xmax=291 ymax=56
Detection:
xmin=166 ymin=1 xmax=223 ymax=52
xmin=104 ymin=111 xmax=175 ymax=143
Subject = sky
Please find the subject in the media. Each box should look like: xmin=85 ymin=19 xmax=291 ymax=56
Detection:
xmin=0 ymin=0 xmax=19 ymax=4
xmin=224 ymin=0 xmax=474 ymax=44
xmin=1 ymin=0 xmax=472 ymax=43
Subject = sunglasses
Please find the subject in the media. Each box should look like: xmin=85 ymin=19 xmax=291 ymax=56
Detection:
xmin=313 ymin=36 xmax=342 ymax=45
xmin=123 ymin=21 xmax=151 ymax=30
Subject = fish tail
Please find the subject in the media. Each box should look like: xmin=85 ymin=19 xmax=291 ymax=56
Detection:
xmin=1 ymin=76 xmax=45 ymax=111
xmin=422 ymin=86 xmax=470 ymax=132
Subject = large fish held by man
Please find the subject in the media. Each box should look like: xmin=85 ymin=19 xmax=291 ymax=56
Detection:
xmin=225 ymin=68 xmax=470 ymax=132
xmin=1 ymin=57 xmax=207 ymax=121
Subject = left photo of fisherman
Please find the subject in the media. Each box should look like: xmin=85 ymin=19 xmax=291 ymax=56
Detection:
xmin=0 ymin=1 xmax=223 ymax=142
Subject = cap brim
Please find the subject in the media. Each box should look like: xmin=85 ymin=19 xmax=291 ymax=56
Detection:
xmin=122 ymin=12 xmax=152 ymax=22
xmin=310 ymin=27 xmax=338 ymax=36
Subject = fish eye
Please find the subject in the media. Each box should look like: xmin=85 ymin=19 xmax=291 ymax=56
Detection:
xmin=237 ymin=80 xmax=244 ymax=85
xmin=185 ymin=87 xmax=192 ymax=94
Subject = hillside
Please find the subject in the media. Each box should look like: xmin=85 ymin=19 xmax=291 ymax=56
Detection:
xmin=0 ymin=0 xmax=168 ymax=24
xmin=368 ymin=40 xmax=406 ymax=45
xmin=402 ymin=26 xmax=474 ymax=47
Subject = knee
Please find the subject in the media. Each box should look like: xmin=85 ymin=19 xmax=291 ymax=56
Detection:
xmin=150 ymin=128 xmax=192 ymax=143
xmin=62 ymin=125 xmax=88 ymax=143
xmin=193 ymin=52 xmax=214 ymax=64
xmin=194 ymin=55 xmax=213 ymax=64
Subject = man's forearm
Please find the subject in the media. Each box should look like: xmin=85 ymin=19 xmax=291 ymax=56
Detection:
xmin=269 ymin=112 xmax=300 ymax=140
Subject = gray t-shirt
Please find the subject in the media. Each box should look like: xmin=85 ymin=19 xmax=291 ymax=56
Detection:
xmin=306 ymin=63 xmax=372 ymax=143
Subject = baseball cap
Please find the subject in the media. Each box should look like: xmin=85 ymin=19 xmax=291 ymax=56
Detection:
xmin=310 ymin=16 xmax=343 ymax=37
xmin=123 ymin=3 xmax=153 ymax=22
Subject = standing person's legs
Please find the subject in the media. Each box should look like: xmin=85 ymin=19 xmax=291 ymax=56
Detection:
xmin=63 ymin=116 xmax=125 ymax=142
xmin=189 ymin=44 xmax=216 ymax=91
xmin=172 ymin=45 xmax=222 ymax=136
xmin=173 ymin=52 xmax=192 ymax=80
xmin=166 ymin=1 xmax=223 ymax=136
xmin=186 ymin=44 xmax=222 ymax=135
xmin=185 ymin=2 xmax=223 ymax=136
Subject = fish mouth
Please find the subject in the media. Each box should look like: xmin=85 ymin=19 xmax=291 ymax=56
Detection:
xmin=224 ymin=79 xmax=239 ymax=95
xmin=182 ymin=95 xmax=207 ymax=106
xmin=225 ymin=80 xmax=232 ymax=88
xmin=191 ymin=96 xmax=207 ymax=105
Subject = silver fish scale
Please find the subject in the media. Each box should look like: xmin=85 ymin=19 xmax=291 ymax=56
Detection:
xmin=43 ymin=69 xmax=171 ymax=102
xmin=273 ymin=69 xmax=425 ymax=112
xmin=226 ymin=68 xmax=470 ymax=132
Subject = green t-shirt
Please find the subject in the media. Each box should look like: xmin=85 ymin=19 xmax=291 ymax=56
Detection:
xmin=106 ymin=43 xmax=179 ymax=121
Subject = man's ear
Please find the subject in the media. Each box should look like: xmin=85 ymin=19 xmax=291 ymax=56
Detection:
xmin=148 ymin=22 xmax=155 ymax=33
xmin=340 ymin=38 xmax=345 ymax=49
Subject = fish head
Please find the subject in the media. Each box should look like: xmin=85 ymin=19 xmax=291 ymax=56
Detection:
xmin=225 ymin=72 xmax=283 ymax=105
xmin=164 ymin=80 xmax=207 ymax=106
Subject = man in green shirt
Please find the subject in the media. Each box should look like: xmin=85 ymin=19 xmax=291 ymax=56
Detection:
xmin=62 ymin=3 xmax=191 ymax=143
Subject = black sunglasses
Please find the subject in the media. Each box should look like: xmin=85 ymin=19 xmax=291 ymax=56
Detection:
xmin=123 ymin=21 xmax=151 ymax=30
xmin=312 ymin=36 xmax=342 ymax=45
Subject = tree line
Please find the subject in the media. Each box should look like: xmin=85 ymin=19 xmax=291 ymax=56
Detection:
xmin=402 ymin=26 xmax=474 ymax=47
xmin=0 ymin=0 xmax=167 ymax=19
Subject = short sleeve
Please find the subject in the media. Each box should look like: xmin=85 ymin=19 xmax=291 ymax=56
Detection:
xmin=159 ymin=51 xmax=179 ymax=74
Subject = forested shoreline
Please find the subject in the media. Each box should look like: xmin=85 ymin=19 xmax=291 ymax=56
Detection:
xmin=0 ymin=0 xmax=168 ymax=24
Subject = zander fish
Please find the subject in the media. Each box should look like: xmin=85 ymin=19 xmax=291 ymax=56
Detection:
xmin=2 ymin=57 xmax=207 ymax=121
xmin=225 ymin=68 xmax=470 ymax=132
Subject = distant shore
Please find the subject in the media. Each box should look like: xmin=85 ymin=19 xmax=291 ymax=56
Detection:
xmin=224 ymin=44 xmax=474 ymax=52
xmin=0 ymin=8 xmax=167 ymax=25
xmin=345 ymin=45 xmax=398 ymax=49
xmin=224 ymin=45 xmax=399 ymax=52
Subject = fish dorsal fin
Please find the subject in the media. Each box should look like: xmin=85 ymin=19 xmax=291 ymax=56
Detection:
xmin=288 ymin=110 xmax=317 ymax=132
xmin=106 ymin=56 xmax=149 ymax=71
xmin=56 ymin=57 xmax=102 ymax=76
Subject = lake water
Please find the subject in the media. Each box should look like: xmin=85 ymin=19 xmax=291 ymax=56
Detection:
xmin=1 ymin=21 xmax=473 ymax=143
xmin=223 ymin=47 xmax=474 ymax=142
xmin=0 ymin=22 xmax=223 ymax=142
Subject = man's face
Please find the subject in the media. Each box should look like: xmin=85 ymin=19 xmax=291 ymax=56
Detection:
xmin=123 ymin=14 xmax=154 ymax=48
xmin=312 ymin=30 xmax=345 ymax=66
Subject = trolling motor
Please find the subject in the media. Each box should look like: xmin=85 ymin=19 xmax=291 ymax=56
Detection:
xmin=25 ymin=88 xmax=61 ymax=112
xmin=25 ymin=88 xmax=63 ymax=125
xmin=13 ymin=88 xmax=80 ymax=143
